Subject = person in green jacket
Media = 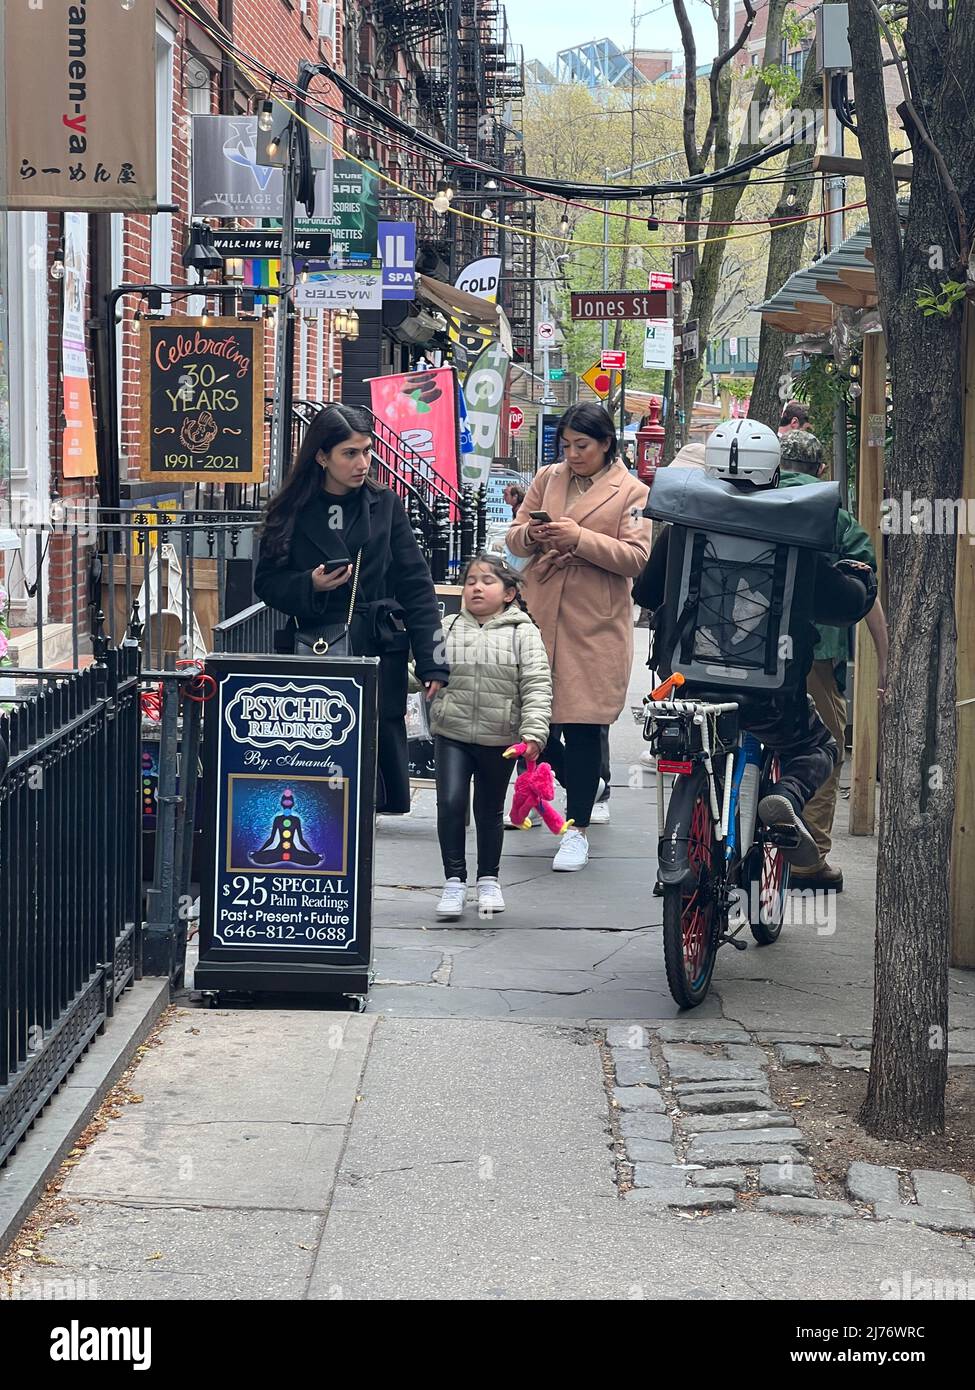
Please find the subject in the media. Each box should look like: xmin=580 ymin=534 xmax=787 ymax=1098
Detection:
xmin=779 ymin=430 xmax=889 ymax=891
xmin=429 ymin=554 xmax=553 ymax=921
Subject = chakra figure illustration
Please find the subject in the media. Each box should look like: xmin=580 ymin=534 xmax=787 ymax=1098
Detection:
xmin=249 ymin=788 xmax=322 ymax=868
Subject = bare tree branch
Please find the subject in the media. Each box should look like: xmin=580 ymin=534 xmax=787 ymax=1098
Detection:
xmin=702 ymin=0 xmax=756 ymax=167
xmin=673 ymin=0 xmax=702 ymax=177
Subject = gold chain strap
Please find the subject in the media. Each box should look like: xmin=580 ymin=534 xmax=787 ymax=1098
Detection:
xmin=345 ymin=549 xmax=362 ymax=627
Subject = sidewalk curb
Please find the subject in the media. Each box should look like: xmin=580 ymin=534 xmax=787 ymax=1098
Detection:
xmin=0 ymin=979 xmax=171 ymax=1255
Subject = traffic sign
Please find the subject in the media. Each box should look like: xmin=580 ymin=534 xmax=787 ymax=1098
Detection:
xmin=648 ymin=272 xmax=674 ymax=291
xmin=509 ymin=404 xmax=525 ymax=434
xmin=537 ymin=321 xmax=556 ymax=343
xmin=601 ymin=349 xmax=627 ymax=371
xmin=549 ymin=367 xmax=566 ymax=380
xmin=580 ymin=362 xmax=611 ymax=399
xmin=683 ymin=318 xmax=700 ymax=360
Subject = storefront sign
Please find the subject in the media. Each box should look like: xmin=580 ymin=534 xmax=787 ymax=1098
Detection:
xmin=211 ymin=230 xmax=333 ymax=259
xmin=571 ymin=291 xmax=668 ymax=321
xmin=61 ymin=213 xmax=98 ymax=478
xmin=140 ymin=317 xmax=265 ymax=484
xmin=460 ymin=342 xmax=511 ymax=489
xmin=294 ymin=263 xmax=382 ymax=310
xmin=299 ymin=159 xmax=380 ymax=265
xmin=2 ymin=2 xmax=156 ymax=212
xmin=196 ymin=656 xmax=379 ymax=998
xmin=368 ymin=367 xmax=460 ymax=494
xmin=378 ymin=221 xmax=416 ymax=300
xmin=449 ymin=255 xmax=501 ymax=356
xmin=192 ymin=117 xmax=333 ymax=220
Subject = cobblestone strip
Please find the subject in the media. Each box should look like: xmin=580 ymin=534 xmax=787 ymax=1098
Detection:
xmin=602 ymin=1024 xmax=975 ymax=1226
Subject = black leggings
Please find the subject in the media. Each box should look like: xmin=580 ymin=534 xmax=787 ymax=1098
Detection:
xmin=542 ymin=723 xmax=603 ymax=828
xmin=435 ymin=736 xmax=515 ymax=882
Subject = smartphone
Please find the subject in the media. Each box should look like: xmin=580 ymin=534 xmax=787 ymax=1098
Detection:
xmin=529 ymin=511 xmax=552 ymax=525
xmin=321 ymin=557 xmax=352 ymax=573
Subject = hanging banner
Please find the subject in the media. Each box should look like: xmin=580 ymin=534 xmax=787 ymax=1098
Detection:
xmin=2 ymin=1 xmax=156 ymax=212
xmin=61 ymin=213 xmax=98 ymax=478
xmin=368 ymin=368 xmax=460 ymax=494
xmin=448 ymin=255 xmax=501 ymax=356
xmin=140 ymin=317 xmax=265 ymax=484
xmin=294 ymin=263 xmax=382 ymax=310
xmin=643 ymin=319 xmax=675 ymax=371
xmin=192 ymin=117 xmax=333 ymax=221
xmin=460 ymin=342 xmax=510 ymax=490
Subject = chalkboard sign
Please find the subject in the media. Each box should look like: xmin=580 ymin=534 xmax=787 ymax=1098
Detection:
xmin=408 ymin=585 xmax=463 ymax=787
xmin=195 ymin=654 xmax=379 ymax=1000
xmin=140 ymin=316 xmax=265 ymax=484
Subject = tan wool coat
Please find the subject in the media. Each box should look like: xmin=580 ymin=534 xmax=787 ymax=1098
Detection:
xmin=506 ymin=460 xmax=650 ymax=724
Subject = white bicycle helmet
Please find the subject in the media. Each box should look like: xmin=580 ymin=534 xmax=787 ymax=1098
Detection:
xmin=705 ymin=419 xmax=781 ymax=487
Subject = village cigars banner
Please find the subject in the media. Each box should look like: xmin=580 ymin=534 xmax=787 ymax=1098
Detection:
xmin=368 ymin=368 xmax=460 ymax=495
xmin=460 ymin=342 xmax=510 ymax=490
xmin=1 ymin=1 xmax=157 ymax=212
xmin=61 ymin=213 xmax=98 ymax=478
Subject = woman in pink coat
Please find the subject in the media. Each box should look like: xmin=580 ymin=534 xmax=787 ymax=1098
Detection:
xmin=507 ymin=405 xmax=650 ymax=871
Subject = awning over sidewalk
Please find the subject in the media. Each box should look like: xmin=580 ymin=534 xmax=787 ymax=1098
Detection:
xmin=414 ymin=274 xmax=513 ymax=356
xmin=751 ymin=218 xmax=884 ymax=334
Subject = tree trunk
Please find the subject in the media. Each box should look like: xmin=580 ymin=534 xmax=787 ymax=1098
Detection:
xmin=848 ymin=0 xmax=974 ymax=1138
xmin=748 ymin=47 xmax=822 ymax=428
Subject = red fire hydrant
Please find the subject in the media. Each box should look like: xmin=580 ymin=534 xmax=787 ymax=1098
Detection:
xmin=636 ymin=397 xmax=665 ymax=487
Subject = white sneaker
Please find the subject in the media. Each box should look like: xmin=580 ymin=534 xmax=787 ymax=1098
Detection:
xmin=476 ymin=877 xmax=506 ymax=915
xmin=589 ymin=800 xmax=610 ymax=825
xmin=639 ymin=750 xmax=656 ymax=767
xmin=553 ymin=828 xmax=590 ymax=871
xmin=436 ymin=878 xmax=467 ymax=920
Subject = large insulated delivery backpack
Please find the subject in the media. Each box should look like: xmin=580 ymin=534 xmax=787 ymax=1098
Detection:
xmin=645 ymin=467 xmax=840 ymax=694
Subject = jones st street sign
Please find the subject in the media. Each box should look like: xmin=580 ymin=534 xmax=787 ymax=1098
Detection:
xmin=570 ymin=290 xmax=668 ymax=321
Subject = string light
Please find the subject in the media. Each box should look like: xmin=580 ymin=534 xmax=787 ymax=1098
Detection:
xmin=786 ymin=187 xmax=798 ymax=207
xmin=120 ymin=0 xmax=135 ymax=10
xmin=258 ymin=99 xmax=274 ymax=133
xmin=50 ymin=259 xmax=65 ymax=281
xmin=483 ymin=204 xmax=497 ymax=222
xmin=433 ymin=181 xmax=452 ymax=214
xmin=559 ymin=206 xmax=570 ymax=237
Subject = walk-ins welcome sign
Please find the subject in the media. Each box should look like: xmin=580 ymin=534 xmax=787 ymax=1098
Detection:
xmin=196 ymin=655 xmax=379 ymax=999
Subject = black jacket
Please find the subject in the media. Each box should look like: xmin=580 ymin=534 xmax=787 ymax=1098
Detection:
xmin=254 ymin=483 xmax=449 ymax=718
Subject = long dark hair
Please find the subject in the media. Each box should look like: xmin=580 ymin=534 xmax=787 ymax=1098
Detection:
xmin=260 ymin=404 xmax=379 ymax=560
xmin=556 ymin=402 xmax=619 ymax=463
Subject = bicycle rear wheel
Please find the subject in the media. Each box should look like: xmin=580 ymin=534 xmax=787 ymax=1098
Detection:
xmin=746 ymin=753 xmax=792 ymax=944
xmin=662 ymin=787 xmax=719 ymax=1008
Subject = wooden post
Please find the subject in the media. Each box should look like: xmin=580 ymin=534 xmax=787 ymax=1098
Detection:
xmin=849 ymin=330 xmax=886 ymax=834
xmin=950 ymin=305 xmax=975 ymax=967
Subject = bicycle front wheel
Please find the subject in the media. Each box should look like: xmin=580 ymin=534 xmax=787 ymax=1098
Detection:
xmin=662 ymin=786 xmax=719 ymax=1008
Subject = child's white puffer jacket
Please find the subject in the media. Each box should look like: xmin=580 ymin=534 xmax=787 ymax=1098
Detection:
xmin=428 ymin=605 xmax=552 ymax=748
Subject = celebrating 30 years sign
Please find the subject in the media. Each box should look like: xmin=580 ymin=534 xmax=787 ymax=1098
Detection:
xmin=196 ymin=655 xmax=379 ymax=1000
xmin=140 ymin=317 xmax=264 ymax=484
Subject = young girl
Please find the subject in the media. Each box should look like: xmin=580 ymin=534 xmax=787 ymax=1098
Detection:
xmin=429 ymin=555 xmax=552 ymax=920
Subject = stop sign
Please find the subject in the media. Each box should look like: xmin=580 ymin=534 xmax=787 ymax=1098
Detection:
xmin=509 ymin=405 xmax=525 ymax=434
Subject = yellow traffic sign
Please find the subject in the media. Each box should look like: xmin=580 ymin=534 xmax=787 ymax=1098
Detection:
xmin=580 ymin=360 xmax=612 ymax=400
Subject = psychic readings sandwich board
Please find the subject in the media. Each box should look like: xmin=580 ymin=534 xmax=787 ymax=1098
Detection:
xmin=196 ymin=654 xmax=379 ymax=1001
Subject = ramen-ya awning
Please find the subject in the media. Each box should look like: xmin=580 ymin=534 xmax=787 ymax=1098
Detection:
xmin=415 ymin=274 xmax=513 ymax=354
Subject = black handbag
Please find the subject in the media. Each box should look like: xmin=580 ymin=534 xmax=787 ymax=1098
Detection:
xmin=294 ymin=551 xmax=362 ymax=657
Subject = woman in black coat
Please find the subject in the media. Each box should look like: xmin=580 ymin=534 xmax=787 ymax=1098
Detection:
xmin=254 ymin=403 xmax=448 ymax=813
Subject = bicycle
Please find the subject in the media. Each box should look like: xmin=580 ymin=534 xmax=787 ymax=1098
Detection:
xmin=643 ymin=673 xmax=795 ymax=1009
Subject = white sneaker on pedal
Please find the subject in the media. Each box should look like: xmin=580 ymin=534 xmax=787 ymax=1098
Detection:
xmin=436 ymin=878 xmax=467 ymax=920
xmin=553 ymin=828 xmax=590 ymax=871
xmin=476 ymin=877 xmax=506 ymax=915
xmin=758 ymin=794 xmax=820 ymax=870
xmin=589 ymin=800 xmax=610 ymax=825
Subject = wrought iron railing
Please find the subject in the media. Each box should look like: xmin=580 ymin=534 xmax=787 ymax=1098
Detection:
xmin=0 ymin=644 xmax=141 ymax=1167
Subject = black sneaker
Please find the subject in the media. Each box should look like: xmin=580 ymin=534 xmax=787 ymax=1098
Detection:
xmin=758 ymin=794 xmax=821 ymax=870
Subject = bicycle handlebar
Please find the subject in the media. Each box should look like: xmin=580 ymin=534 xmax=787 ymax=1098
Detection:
xmin=645 ymin=699 xmax=740 ymax=716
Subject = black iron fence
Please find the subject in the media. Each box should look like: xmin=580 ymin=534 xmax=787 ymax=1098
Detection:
xmin=0 ymin=645 xmax=141 ymax=1167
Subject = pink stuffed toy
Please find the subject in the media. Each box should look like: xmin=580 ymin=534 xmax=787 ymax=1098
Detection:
xmin=503 ymin=742 xmax=570 ymax=835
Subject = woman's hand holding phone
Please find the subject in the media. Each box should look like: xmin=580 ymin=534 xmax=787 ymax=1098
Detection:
xmin=311 ymin=562 xmax=352 ymax=592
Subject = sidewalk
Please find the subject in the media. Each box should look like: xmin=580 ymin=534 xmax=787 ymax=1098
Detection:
xmin=4 ymin=632 xmax=974 ymax=1299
